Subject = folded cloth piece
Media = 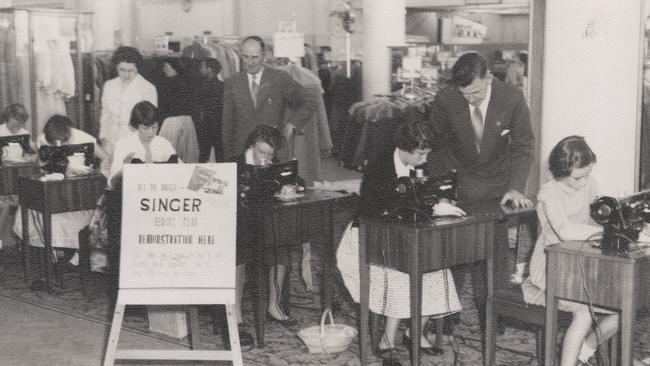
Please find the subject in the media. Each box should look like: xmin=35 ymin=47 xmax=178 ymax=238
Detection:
xmin=40 ymin=173 xmax=65 ymax=181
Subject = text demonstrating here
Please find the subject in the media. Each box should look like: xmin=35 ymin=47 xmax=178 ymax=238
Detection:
xmin=120 ymin=163 xmax=237 ymax=289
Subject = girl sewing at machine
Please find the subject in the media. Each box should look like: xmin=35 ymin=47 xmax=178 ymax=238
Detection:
xmin=231 ymin=124 xmax=302 ymax=348
xmin=522 ymin=135 xmax=646 ymax=366
xmin=0 ymin=103 xmax=37 ymax=161
xmin=13 ymin=115 xmax=108 ymax=266
xmin=108 ymin=101 xmax=178 ymax=189
xmin=337 ymin=120 xmax=465 ymax=361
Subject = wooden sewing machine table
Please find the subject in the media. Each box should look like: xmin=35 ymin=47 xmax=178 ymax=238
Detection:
xmin=545 ymin=241 xmax=650 ymax=366
xmin=358 ymin=201 xmax=535 ymax=366
xmin=17 ymin=173 xmax=106 ymax=290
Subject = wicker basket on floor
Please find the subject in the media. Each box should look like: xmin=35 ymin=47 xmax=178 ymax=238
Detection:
xmin=297 ymin=308 xmax=357 ymax=354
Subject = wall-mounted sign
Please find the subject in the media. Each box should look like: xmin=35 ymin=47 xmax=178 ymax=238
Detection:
xmin=273 ymin=32 xmax=305 ymax=58
xmin=441 ymin=15 xmax=488 ymax=45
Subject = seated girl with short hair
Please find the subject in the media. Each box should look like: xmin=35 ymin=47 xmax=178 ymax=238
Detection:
xmin=108 ymin=101 xmax=178 ymax=189
xmin=13 ymin=115 xmax=108 ymax=263
xmin=0 ymin=103 xmax=37 ymax=160
xmin=37 ymin=114 xmax=109 ymax=176
xmin=523 ymin=135 xmax=646 ymax=366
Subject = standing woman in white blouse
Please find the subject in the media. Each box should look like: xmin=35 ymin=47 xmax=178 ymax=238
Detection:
xmin=99 ymin=46 xmax=157 ymax=156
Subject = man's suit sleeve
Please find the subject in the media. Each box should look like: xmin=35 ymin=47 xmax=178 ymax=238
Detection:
xmin=281 ymin=73 xmax=318 ymax=130
xmin=508 ymin=89 xmax=535 ymax=194
xmin=427 ymin=95 xmax=454 ymax=176
xmin=222 ymin=80 xmax=236 ymax=159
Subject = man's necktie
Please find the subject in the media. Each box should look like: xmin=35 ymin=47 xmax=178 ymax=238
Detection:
xmin=251 ymin=75 xmax=259 ymax=108
xmin=471 ymin=106 xmax=484 ymax=153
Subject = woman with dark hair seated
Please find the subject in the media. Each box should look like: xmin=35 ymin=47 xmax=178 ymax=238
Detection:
xmin=337 ymin=120 xmax=465 ymax=362
xmin=108 ymin=101 xmax=178 ymax=189
xmin=231 ymin=124 xmax=302 ymax=347
xmin=13 ymin=114 xmax=108 ymax=266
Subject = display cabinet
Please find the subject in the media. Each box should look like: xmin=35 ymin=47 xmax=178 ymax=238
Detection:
xmin=0 ymin=8 xmax=94 ymax=138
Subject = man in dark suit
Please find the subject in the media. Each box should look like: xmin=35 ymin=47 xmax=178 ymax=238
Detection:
xmin=427 ymin=52 xmax=535 ymax=337
xmin=221 ymin=35 xmax=317 ymax=160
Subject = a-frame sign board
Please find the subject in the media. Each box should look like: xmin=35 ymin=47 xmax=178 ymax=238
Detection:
xmin=103 ymin=163 xmax=242 ymax=366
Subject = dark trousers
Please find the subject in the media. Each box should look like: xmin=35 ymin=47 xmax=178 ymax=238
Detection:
xmin=198 ymin=119 xmax=223 ymax=163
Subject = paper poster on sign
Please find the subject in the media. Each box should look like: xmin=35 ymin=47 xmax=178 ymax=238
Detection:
xmin=273 ymin=32 xmax=305 ymax=58
xmin=119 ymin=163 xmax=237 ymax=289
xmin=154 ymin=35 xmax=169 ymax=53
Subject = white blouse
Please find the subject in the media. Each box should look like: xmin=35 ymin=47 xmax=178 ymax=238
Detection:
xmin=109 ymin=133 xmax=177 ymax=186
xmin=99 ymin=74 xmax=157 ymax=150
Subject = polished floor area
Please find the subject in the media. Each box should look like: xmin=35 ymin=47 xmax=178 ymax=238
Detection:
xmin=1 ymin=158 xmax=649 ymax=365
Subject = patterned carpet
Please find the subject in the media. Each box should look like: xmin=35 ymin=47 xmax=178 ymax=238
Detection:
xmin=1 ymin=242 xmax=649 ymax=366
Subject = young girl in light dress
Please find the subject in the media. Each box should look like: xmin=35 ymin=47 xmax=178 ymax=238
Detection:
xmin=523 ymin=135 xmax=647 ymax=366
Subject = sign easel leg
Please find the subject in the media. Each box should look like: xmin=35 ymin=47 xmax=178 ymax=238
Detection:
xmin=103 ymin=299 xmax=125 ymax=366
xmin=226 ymin=303 xmax=243 ymax=366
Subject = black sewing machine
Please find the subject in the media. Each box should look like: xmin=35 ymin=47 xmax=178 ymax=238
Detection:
xmin=590 ymin=189 xmax=650 ymax=253
xmin=0 ymin=134 xmax=33 ymax=160
xmin=238 ymin=159 xmax=300 ymax=201
xmin=392 ymin=170 xmax=458 ymax=223
xmin=39 ymin=143 xmax=94 ymax=174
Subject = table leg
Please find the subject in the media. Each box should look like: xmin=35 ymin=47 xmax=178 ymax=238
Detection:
xmin=485 ymin=297 xmax=496 ymax=366
xmin=21 ymin=205 xmax=29 ymax=280
xmin=43 ymin=213 xmax=53 ymax=290
xmin=620 ymin=270 xmax=635 ymax=366
xmin=359 ymin=223 xmax=370 ymax=366
xmin=188 ymin=306 xmax=201 ymax=349
xmin=254 ymin=210 xmax=266 ymax=348
xmin=484 ymin=220 xmax=503 ymax=365
xmin=545 ymin=284 xmax=558 ymax=365
xmin=410 ymin=230 xmax=421 ymax=366
xmin=320 ymin=204 xmax=334 ymax=311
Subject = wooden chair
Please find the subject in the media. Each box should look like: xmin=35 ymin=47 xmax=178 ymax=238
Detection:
xmin=485 ymin=210 xmax=617 ymax=366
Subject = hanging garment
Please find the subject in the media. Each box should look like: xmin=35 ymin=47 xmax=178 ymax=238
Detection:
xmin=277 ymin=63 xmax=332 ymax=185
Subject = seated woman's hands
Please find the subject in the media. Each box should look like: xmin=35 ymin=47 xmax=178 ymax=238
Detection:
xmin=276 ymin=184 xmax=303 ymax=201
xmin=433 ymin=201 xmax=466 ymax=217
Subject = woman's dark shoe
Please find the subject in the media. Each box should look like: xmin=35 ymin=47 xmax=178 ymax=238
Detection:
xmin=402 ymin=333 xmax=444 ymax=356
xmin=375 ymin=347 xmax=402 ymax=366
xmin=266 ymin=312 xmax=298 ymax=328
